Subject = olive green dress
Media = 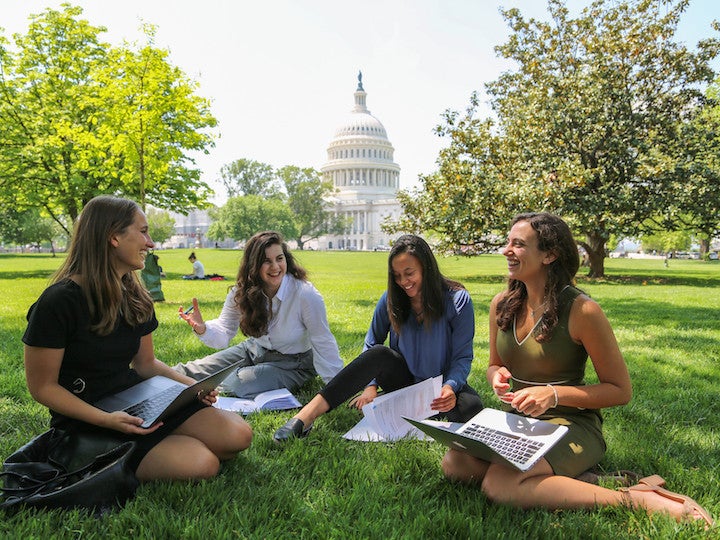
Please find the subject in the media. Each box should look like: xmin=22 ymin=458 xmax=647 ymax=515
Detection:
xmin=496 ymin=286 xmax=606 ymax=477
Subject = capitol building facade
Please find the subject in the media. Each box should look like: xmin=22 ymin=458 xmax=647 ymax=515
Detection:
xmin=165 ymin=73 xmax=403 ymax=251
xmin=316 ymin=73 xmax=402 ymax=251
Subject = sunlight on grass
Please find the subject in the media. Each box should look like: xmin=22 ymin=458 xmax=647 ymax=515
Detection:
xmin=1 ymin=252 xmax=718 ymax=538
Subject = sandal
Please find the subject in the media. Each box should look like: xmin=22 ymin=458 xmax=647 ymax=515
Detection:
xmin=619 ymin=476 xmax=714 ymax=529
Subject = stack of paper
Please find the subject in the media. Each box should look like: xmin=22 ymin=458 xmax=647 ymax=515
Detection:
xmin=342 ymin=376 xmax=443 ymax=442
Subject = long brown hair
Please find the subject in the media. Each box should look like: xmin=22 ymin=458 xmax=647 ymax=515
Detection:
xmin=52 ymin=195 xmax=154 ymax=335
xmin=496 ymin=212 xmax=579 ymax=342
xmin=234 ymin=231 xmax=307 ymax=337
xmin=386 ymin=234 xmax=463 ymax=334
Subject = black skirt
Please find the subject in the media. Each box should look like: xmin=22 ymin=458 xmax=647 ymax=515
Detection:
xmin=55 ymin=402 xmax=208 ymax=472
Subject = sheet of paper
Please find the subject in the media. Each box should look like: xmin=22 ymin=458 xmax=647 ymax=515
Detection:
xmin=343 ymin=376 xmax=442 ymax=441
xmin=341 ymin=416 xmax=387 ymax=442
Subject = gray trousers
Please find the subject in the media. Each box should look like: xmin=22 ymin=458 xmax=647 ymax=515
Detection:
xmin=173 ymin=340 xmax=316 ymax=398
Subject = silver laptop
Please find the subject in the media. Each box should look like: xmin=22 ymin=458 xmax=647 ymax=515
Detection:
xmin=404 ymin=407 xmax=568 ymax=472
xmin=94 ymin=362 xmax=240 ymax=428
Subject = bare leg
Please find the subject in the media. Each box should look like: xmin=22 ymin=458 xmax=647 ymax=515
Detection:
xmin=441 ymin=449 xmax=490 ymax=484
xmin=293 ymin=393 xmax=330 ymax=427
xmin=480 ymin=459 xmax=709 ymax=524
xmin=482 ymin=460 xmax=627 ymax=509
xmin=136 ymin=434 xmax=222 ymax=481
xmin=136 ymin=408 xmax=252 ymax=481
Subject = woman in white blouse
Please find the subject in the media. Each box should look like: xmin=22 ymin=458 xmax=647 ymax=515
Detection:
xmin=173 ymin=231 xmax=343 ymax=398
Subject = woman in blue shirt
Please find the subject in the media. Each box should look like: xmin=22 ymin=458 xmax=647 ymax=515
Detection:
xmin=273 ymin=234 xmax=483 ymax=442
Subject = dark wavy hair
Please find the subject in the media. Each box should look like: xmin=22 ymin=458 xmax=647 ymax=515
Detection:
xmin=496 ymin=212 xmax=579 ymax=342
xmin=52 ymin=195 xmax=154 ymax=335
xmin=234 ymin=231 xmax=307 ymax=337
xmin=386 ymin=234 xmax=463 ymax=334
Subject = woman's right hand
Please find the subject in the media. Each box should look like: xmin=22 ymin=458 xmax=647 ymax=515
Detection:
xmin=179 ymin=297 xmax=206 ymax=335
xmin=491 ymin=366 xmax=514 ymax=403
xmin=104 ymin=411 xmax=163 ymax=435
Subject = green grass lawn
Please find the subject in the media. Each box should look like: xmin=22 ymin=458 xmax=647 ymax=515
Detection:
xmin=1 ymin=250 xmax=718 ymax=539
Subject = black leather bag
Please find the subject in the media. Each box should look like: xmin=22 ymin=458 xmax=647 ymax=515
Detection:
xmin=1 ymin=428 xmax=139 ymax=514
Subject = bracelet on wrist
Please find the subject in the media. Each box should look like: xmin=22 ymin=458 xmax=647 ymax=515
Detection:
xmin=547 ymin=383 xmax=559 ymax=408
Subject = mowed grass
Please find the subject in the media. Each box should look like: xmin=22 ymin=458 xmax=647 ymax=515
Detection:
xmin=0 ymin=250 xmax=718 ymax=539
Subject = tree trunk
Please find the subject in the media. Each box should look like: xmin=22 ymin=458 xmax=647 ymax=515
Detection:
xmin=582 ymin=233 xmax=607 ymax=278
xmin=699 ymin=237 xmax=709 ymax=257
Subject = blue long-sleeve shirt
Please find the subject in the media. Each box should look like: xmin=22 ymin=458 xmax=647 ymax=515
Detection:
xmin=363 ymin=288 xmax=474 ymax=391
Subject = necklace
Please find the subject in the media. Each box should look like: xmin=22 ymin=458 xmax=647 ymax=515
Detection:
xmin=529 ymin=300 xmax=546 ymax=319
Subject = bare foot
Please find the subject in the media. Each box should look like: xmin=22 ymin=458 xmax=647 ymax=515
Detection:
xmin=625 ymin=488 xmax=713 ymax=527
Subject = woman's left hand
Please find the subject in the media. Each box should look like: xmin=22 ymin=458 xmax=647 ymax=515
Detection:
xmin=349 ymin=386 xmax=378 ymax=409
xmin=506 ymin=385 xmax=555 ymax=417
xmin=431 ymin=385 xmax=456 ymax=413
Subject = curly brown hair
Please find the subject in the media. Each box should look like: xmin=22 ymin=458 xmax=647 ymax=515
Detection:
xmin=234 ymin=231 xmax=307 ymax=337
xmin=496 ymin=213 xmax=579 ymax=342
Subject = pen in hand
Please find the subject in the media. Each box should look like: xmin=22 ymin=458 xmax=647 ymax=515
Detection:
xmin=178 ymin=305 xmax=194 ymax=318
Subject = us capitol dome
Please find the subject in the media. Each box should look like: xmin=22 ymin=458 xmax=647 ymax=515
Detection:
xmin=317 ymin=72 xmax=402 ymax=251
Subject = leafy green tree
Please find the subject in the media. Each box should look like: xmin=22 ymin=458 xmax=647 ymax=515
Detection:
xmin=385 ymin=112 xmax=520 ymax=254
xmin=660 ymin=79 xmax=720 ymax=256
xmin=206 ymin=195 xmax=297 ymax=244
xmin=97 ymin=26 xmax=216 ymax=212
xmin=0 ymin=207 xmax=62 ymax=254
xmin=146 ymin=207 xmax=177 ymax=247
xmin=389 ymin=0 xmax=720 ymax=276
xmin=220 ymin=159 xmax=281 ymax=198
xmin=0 ymin=5 xmax=111 ymax=233
xmin=277 ymin=165 xmax=346 ymax=249
xmin=639 ymin=229 xmax=691 ymax=254
xmin=0 ymin=5 xmax=217 ymax=233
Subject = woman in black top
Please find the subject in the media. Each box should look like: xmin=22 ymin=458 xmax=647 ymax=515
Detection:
xmin=22 ymin=196 xmax=252 ymax=481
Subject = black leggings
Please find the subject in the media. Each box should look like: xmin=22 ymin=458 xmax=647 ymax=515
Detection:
xmin=319 ymin=345 xmax=483 ymax=422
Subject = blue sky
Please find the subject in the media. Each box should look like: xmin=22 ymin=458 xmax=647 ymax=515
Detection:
xmin=2 ymin=0 xmax=718 ymax=203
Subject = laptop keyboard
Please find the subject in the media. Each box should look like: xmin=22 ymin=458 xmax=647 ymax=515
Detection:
xmin=124 ymin=384 xmax=184 ymax=421
xmin=459 ymin=423 xmax=545 ymax=466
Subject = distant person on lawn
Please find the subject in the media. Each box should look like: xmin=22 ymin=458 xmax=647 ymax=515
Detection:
xmin=174 ymin=231 xmax=343 ymax=398
xmin=440 ymin=212 xmax=713 ymax=528
xmin=273 ymin=234 xmax=484 ymax=442
xmin=183 ymin=252 xmax=205 ymax=280
xmin=22 ymin=195 xmax=251 ymax=482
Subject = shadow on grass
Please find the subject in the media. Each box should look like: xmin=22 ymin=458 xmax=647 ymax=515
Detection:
xmin=577 ymin=274 xmax=720 ymax=287
xmin=0 ymin=270 xmax=57 ymax=279
xmin=349 ymin=298 xmax=378 ymax=309
xmin=600 ymin=297 xmax=720 ymax=333
xmin=454 ymin=274 xmax=507 ymax=285
xmin=0 ymin=254 xmax=60 ymax=260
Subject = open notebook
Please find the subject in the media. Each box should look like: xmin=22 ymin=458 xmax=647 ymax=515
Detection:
xmin=213 ymin=388 xmax=302 ymax=414
xmin=404 ymin=407 xmax=568 ymax=472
